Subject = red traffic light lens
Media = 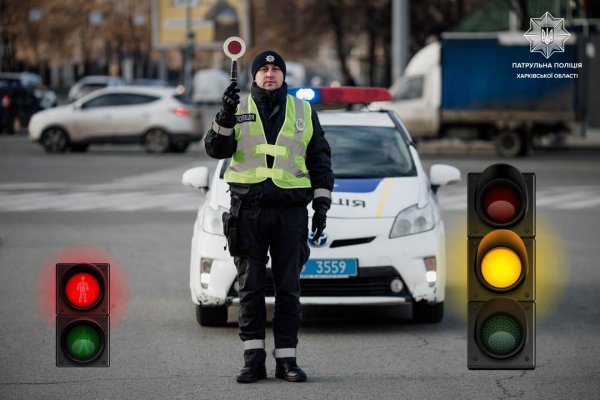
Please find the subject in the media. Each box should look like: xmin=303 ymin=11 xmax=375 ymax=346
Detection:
xmin=65 ymin=272 xmax=101 ymax=309
xmin=482 ymin=184 xmax=521 ymax=224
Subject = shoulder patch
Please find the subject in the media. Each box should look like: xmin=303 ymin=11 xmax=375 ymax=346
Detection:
xmin=236 ymin=113 xmax=256 ymax=123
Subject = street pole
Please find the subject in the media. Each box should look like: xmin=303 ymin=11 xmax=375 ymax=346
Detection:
xmin=392 ymin=0 xmax=409 ymax=84
xmin=184 ymin=4 xmax=195 ymax=96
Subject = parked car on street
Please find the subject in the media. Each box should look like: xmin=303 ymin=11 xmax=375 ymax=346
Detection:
xmin=182 ymin=87 xmax=461 ymax=326
xmin=29 ymin=86 xmax=203 ymax=153
xmin=192 ymin=69 xmax=230 ymax=104
xmin=0 ymin=72 xmax=57 ymax=133
xmin=68 ymin=75 xmax=125 ymax=103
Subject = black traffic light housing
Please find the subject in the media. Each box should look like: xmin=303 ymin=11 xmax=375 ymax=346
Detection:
xmin=56 ymin=263 xmax=110 ymax=367
xmin=467 ymin=164 xmax=535 ymax=370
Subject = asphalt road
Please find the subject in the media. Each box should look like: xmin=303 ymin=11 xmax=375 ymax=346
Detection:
xmin=0 ymin=135 xmax=599 ymax=399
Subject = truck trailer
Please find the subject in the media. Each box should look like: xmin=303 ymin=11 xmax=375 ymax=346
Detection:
xmin=374 ymin=32 xmax=583 ymax=157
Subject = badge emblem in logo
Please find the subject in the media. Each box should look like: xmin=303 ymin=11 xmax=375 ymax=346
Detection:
xmin=265 ymin=55 xmax=275 ymax=63
xmin=524 ymin=12 xmax=571 ymax=59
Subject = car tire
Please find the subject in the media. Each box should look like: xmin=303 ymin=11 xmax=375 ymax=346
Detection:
xmin=169 ymin=140 xmax=190 ymax=153
xmin=413 ymin=301 xmax=444 ymax=323
xmin=41 ymin=127 xmax=69 ymax=153
xmin=143 ymin=128 xmax=171 ymax=153
xmin=196 ymin=304 xmax=228 ymax=327
xmin=494 ymin=131 xmax=526 ymax=158
xmin=70 ymin=143 xmax=89 ymax=153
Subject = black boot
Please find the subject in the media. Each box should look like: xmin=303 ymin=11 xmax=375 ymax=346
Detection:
xmin=236 ymin=348 xmax=267 ymax=383
xmin=236 ymin=363 xmax=267 ymax=383
xmin=275 ymin=358 xmax=307 ymax=382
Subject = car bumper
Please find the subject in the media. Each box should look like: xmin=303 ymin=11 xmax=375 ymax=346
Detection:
xmin=190 ymin=215 xmax=446 ymax=308
xmin=170 ymin=132 xmax=203 ymax=143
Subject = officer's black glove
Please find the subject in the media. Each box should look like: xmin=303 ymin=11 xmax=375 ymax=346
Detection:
xmin=215 ymin=82 xmax=240 ymax=129
xmin=311 ymin=209 xmax=327 ymax=241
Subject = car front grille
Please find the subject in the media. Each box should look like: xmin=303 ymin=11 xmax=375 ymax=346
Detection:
xmin=226 ymin=266 xmax=411 ymax=298
xmin=298 ymin=266 xmax=410 ymax=297
xmin=329 ymin=236 xmax=376 ymax=248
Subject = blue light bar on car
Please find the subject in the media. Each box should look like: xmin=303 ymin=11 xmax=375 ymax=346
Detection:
xmin=288 ymin=87 xmax=321 ymax=103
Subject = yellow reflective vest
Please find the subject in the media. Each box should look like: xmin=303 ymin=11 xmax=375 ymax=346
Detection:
xmin=224 ymin=94 xmax=314 ymax=189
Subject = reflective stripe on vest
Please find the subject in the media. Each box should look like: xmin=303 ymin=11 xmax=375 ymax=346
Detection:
xmin=224 ymin=94 xmax=313 ymax=189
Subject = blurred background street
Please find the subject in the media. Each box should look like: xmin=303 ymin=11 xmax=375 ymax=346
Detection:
xmin=1 ymin=1 xmax=600 ymax=399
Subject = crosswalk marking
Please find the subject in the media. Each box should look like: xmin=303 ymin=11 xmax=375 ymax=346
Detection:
xmin=437 ymin=186 xmax=600 ymax=211
xmin=0 ymin=184 xmax=598 ymax=212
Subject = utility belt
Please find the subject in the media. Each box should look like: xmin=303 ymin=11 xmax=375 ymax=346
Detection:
xmin=222 ymin=195 xmax=242 ymax=257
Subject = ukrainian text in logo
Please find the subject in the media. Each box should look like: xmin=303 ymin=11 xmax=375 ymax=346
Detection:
xmin=524 ymin=12 xmax=571 ymax=59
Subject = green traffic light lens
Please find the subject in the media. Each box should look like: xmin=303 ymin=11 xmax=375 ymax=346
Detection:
xmin=64 ymin=323 xmax=102 ymax=362
xmin=480 ymin=314 xmax=523 ymax=357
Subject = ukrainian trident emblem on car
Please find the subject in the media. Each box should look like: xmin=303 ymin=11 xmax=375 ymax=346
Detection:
xmin=524 ymin=12 xmax=571 ymax=59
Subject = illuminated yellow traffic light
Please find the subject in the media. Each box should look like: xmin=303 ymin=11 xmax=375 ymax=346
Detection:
xmin=481 ymin=247 xmax=521 ymax=289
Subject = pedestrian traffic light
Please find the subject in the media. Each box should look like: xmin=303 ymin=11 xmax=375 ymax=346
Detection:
xmin=467 ymin=163 xmax=535 ymax=369
xmin=56 ymin=263 xmax=109 ymax=367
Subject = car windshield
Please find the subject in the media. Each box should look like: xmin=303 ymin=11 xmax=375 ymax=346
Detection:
xmin=324 ymin=125 xmax=416 ymax=178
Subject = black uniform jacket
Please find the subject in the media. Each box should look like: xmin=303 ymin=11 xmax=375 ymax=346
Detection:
xmin=205 ymin=82 xmax=334 ymax=209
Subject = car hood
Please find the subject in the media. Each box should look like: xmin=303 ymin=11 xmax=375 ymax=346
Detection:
xmin=213 ymin=176 xmax=424 ymax=218
xmin=32 ymin=104 xmax=71 ymax=119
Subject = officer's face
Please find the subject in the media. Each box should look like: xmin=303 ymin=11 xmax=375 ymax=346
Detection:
xmin=255 ymin=64 xmax=284 ymax=90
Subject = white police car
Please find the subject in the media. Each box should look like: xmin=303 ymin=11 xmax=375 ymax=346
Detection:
xmin=182 ymin=87 xmax=461 ymax=326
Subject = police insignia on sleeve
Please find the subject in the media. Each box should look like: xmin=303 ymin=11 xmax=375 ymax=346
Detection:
xmin=237 ymin=113 xmax=257 ymax=123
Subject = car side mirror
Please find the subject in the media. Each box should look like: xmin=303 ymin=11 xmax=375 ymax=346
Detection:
xmin=430 ymin=164 xmax=461 ymax=194
xmin=182 ymin=167 xmax=209 ymax=190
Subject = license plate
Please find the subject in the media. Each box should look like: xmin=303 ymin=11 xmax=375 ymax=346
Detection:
xmin=301 ymin=259 xmax=358 ymax=279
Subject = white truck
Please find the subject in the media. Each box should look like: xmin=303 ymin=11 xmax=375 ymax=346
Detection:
xmin=374 ymin=33 xmax=583 ymax=157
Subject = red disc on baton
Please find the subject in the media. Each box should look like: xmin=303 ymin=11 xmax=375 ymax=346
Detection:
xmin=223 ymin=36 xmax=246 ymax=60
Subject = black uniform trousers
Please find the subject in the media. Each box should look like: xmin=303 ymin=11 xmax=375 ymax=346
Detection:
xmin=234 ymin=204 xmax=309 ymax=363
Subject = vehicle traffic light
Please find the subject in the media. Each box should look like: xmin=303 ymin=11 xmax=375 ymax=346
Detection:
xmin=56 ymin=263 xmax=109 ymax=367
xmin=467 ymin=164 xmax=535 ymax=369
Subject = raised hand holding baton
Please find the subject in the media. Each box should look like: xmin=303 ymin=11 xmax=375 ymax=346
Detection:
xmin=223 ymin=36 xmax=246 ymax=83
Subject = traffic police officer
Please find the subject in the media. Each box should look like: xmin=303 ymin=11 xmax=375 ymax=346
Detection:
xmin=204 ymin=50 xmax=334 ymax=383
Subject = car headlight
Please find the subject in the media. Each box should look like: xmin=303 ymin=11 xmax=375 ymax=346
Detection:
xmin=202 ymin=205 xmax=228 ymax=236
xmin=390 ymin=203 xmax=435 ymax=238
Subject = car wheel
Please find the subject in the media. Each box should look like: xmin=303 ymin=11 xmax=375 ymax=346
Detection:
xmin=70 ymin=143 xmax=89 ymax=153
xmin=170 ymin=140 xmax=190 ymax=153
xmin=494 ymin=131 xmax=526 ymax=158
xmin=41 ymin=127 xmax=69 ymax=153
xmin=413 ymin=301 xmax=444 ymax=323
xmin=196 ymin=304 xmax=228 ymax=327
xmin=143 ymin=128 xmax=171 ymax=153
